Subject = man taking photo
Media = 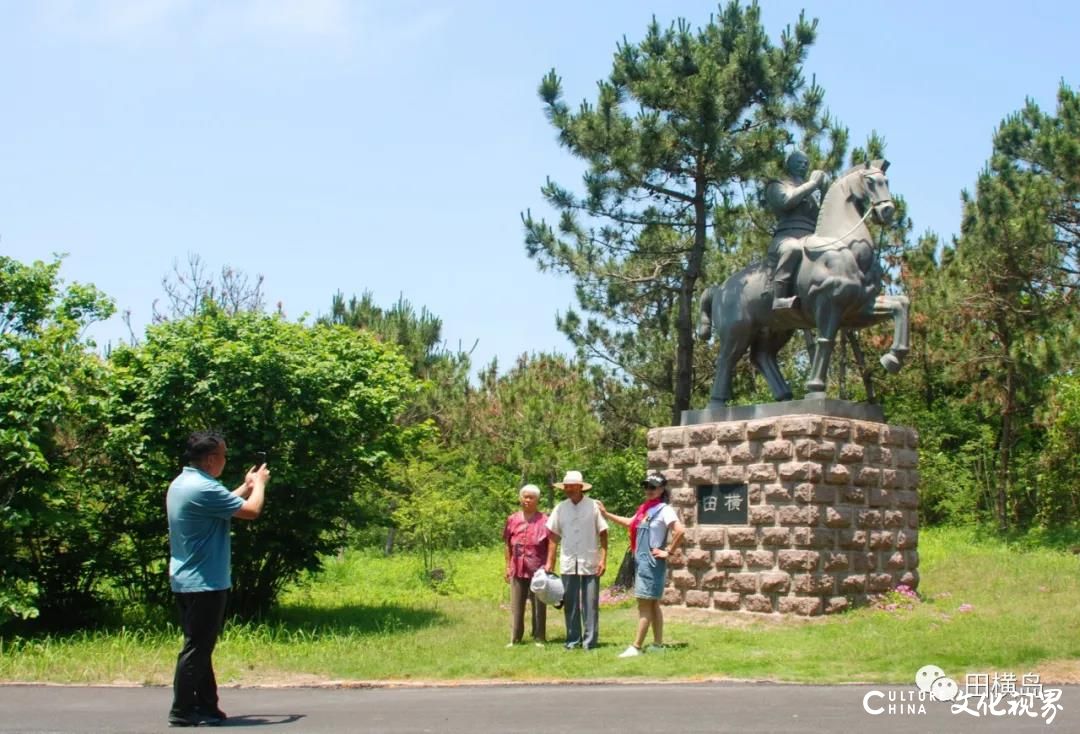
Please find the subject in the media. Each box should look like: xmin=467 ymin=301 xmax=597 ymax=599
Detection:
xmin=166 ymin=432 xmax=269 ymax=727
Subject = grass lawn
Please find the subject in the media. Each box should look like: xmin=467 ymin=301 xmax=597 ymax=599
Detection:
xmin=2 ymin=526 xmax=1079 ymax=685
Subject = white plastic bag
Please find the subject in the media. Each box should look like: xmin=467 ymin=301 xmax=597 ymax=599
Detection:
xmin=530 ymin=568 xmax=564 ymax=607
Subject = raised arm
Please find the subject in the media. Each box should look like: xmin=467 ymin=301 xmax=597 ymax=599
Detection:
xmin=596 ymin=500 xmax=633 ymax=529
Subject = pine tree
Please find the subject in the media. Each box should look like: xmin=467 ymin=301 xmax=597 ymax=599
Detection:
xmin=522 ymin=2 xmax=832 ymax=425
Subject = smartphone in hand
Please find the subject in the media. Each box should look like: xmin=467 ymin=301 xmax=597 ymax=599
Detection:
xmin=253 ymin=451 xmax=268 ymax=467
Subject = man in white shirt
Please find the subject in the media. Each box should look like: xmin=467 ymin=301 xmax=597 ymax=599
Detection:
xmin=545 ymin=470 xmax=608 ymax=650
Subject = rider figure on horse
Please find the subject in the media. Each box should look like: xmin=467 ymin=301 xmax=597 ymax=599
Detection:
xmin=765 ymin=150 xmax=831 ymax=311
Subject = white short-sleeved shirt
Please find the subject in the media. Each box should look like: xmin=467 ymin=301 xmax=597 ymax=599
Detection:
xmin=643 ymin=504 xmax=680 ymax=550
xmin=546 ymin=496 xmax=608 ymax=575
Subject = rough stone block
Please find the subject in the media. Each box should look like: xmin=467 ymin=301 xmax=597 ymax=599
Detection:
xmin=841 ymin=575 xmax=866 ymax=593
xmin=660 ymin=427 xmax=687 ymax=448
xmin=825 ymin=596 xmax=850 ymax=614
xmin=886 ymin=552 xmax=906 ymax=570
xmin=701 ymin=570 xmax=726 ymax=590
xmin=779 ymin=462 xmax=823 ymax=482
xmin=777 ymin=550 xmax=819 ymax=572
xmin=908 ymin=429 xmax=920 ymax=449
xmin=661 ymin=587 xmax=683 ymax=605
xmin=672 ymin=448 xmax=698 ymax=467
xmin=779 ymin=506 xmax=809 ymax=526
xmin=792 ymin=527 xmax=833 ymax=549
xmin=749 ymin=505 xmax=777 ymax=525
xmin=867 ymin=573 xmax=894 ymax=592
xmin=842 ymin=486 xmax=866 ymax=504
xmin=852 ymin=553 xmax=877 ymax=572
xmin=825 ymin=464 xmax=851 ymax=485
xmin=742 ymin=594 xmax=774 ymax=613
xmin=764 ymin=484 xmax=793 ymax=502
xmin=685 ymin=590 xmax=711 ymax=608
xmin=713 ymin=592 xmax=741 ymax=610
xmin=700 ymin=444 xmax=730 ymax=464
xmin=779 ymin=416 xmax=823 ymax=437
xmin=727 ymin=527 xmax=757 ymax=547
xmin=824 ymin=419 xmax=852 ymax=439
xmin=822 ymin=551 xmax=850 ymax=572
xmin=838 ymin=444 xmax=865 ymax=464
xmin=852 ymin=422 xmax=882 ymax=445
xmin=906 ymin=510 xmax=919 ymax=528
xmin=646 ymin=428 xmax=662 ymax=449
xmin=760 ymin=572 xmax=791 ymax=593
xmin=795 ymin=484 xmax=835 ymax=504
xmin=728 ymin=442 xmax=759 ymax=464
xmin=906 ymin=470 xmax=921 ymax=489
xmin=881 ymin=426 xmax=908 ymax=447
xmin=748 ymin=484 xmax=763 ymax=504
xmin=670 ymin=487 xmax=696 ymax=506
xmin=883 ymin=510 xmax=905 ymax=528
xmin=689 ymin=425 xmax=716 ymax=444
xmin=715 ymin=422 xmax=746 ymax=443
xmin=905 ymin=551 xmax=919 ymax=569
xmin=686 ymin=549 xmax=712 ymax=569
xmin=779 ymin=596 xmax=823 ymax=616
xmin=899 ymin=570 xmax=919 ymax=588
xmin=747 ymin=419 xmax=778 ymax=439
xmin=687 ymin=465 xmax=715 ymax=485
xmin=881 ymin=469 xmax=902 ymax=488
xmin=762 ymin=440 xmax=794 ymax=460
xmin=745 ymin=550 xmax=775 ymax=568
xmin=824 ymin=507 xmax=852 ymax=528
xmin=761 ymin=527 xmax=791 ymax=546
xmin=856 ymin=510 xmax=883 ymax=529
xmin=671 ymin=570 xmax=697 ymax=589
xmin=716 ymin=465 xmax=747 ymax=483
xmin=714 ymin=550 xmax=744 ymax=569
xmin=727 ymin=573 xmax=758 ymax=593
xmin=748 ymin=463 xmax=777 ymax=482
xmin=647 ymin=449 xmax=669 ymax=468
xmin=696 ymin=527 xmax=727 ymax=548
xmin=895 ymin=449 xmax=919 ymax=468
xmin=855 ymin=467 xmax=881 ymax=487
xmin=868 ymin=531 xmax=895 ymax=550
xmin=838 ymin=529 xmax=868 ymax=550
xmin=667 ymin=549 xmax=686 ymax=568
xmin=795 ymin=439 xmax=837 ymax=461
xmin=868 ymin=487 xmax=894 ymax=507
xmin=897 ymin=529 xmax=918 ymax=550
xmin=793 ymin=574 xmax=835 ymax=594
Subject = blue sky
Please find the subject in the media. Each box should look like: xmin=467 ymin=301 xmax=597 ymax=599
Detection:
xmin=2 ymin=0 xmax=1077 ymax=372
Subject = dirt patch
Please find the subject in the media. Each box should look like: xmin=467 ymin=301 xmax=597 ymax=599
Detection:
xmin=658 ymin=606 xmax=827 ymax=629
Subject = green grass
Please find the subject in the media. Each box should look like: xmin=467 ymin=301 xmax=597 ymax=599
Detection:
xmin=3 ymin=526 xmax=1080 ymax=685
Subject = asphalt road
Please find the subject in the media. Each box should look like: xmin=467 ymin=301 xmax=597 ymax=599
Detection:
xmin=0 ymin=683 xmax=1075 ymax=733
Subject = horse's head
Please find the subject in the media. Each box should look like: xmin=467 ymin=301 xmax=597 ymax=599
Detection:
xmin=857 ymin=159 xmax=894 ymax=224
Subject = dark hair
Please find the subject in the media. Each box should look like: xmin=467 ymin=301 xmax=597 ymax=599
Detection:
xmin=183 ymin=431 xmax=226 ymax=465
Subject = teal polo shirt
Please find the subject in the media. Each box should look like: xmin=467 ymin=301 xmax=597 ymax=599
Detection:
xmin=166 ymin=466 xmax=245 ymax=592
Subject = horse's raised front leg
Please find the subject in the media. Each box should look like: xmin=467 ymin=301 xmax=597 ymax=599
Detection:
xmin=874 ymin=295 xmax=910 ymax=374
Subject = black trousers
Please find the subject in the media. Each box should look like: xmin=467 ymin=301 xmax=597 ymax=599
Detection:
xmin=171 ymin=590 xmax=228 ymax=716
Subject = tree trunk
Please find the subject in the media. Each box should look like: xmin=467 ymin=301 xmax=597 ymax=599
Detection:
xmin=997 ymin=360 xmax=1015 ymax=532
xmin=671 ymin=184 xmax=709 ymax=424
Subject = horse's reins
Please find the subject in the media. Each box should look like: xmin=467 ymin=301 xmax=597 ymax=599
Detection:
xmin=805 ymin=187 xmax=885 ymax=252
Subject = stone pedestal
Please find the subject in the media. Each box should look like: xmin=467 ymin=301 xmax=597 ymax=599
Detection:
xmin=648 ymin=414 xmax=919 ymax=616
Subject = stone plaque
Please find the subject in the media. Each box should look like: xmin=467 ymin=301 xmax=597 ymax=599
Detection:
xmin=697 ymin=484 xmax=748 ymax=525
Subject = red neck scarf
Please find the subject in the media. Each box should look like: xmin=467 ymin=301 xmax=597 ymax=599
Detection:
xmin=629 ymin=497 xmax=663 ymax=551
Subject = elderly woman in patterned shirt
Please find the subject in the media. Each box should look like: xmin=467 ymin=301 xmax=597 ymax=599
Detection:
xmin=503 ymin=484 xmax=549 ymax=646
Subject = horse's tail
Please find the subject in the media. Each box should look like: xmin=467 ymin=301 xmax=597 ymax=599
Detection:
xmin=697 ymin=286 xmax=714 ymax=341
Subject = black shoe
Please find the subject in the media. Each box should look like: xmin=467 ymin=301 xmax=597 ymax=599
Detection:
xmin=168 ymin=711 xmax=202 ymax=727
xmin=196 ymin=706 xmax=227 ymax=721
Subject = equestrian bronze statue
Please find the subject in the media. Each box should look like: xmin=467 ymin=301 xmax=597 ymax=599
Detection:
xmin=697 ymin=159 xmax=910 ymax=406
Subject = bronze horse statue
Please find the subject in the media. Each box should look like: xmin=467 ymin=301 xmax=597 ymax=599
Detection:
xmin=698 ymin=160 xmax=909 ymax=405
